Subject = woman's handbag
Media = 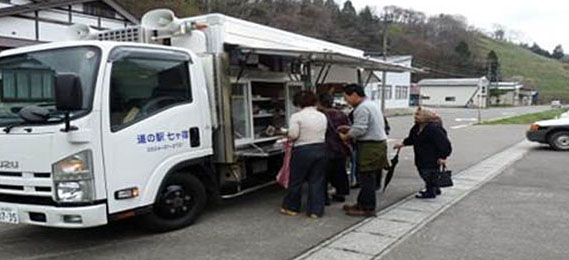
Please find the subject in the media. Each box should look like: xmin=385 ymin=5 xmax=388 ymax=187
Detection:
xmin=276 ymin=140 xmax=293 ymax=188
xmin=438 ymin=166 xmax=453 ymax=188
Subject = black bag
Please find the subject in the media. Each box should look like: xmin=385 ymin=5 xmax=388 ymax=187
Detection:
xmin=438 ymin=166 xmax=453 ymax=188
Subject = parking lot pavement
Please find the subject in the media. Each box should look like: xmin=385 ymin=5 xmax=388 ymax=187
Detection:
xmin=378 ymin=143 xmax=569 ymax=260
xmin=311 ymin=142 xmax=569 ymax=260
xmin=296 ymin=141 xmax=533 ymax=260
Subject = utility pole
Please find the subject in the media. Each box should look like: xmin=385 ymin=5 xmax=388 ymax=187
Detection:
xmin=380 ymin=13 xmax=393 ymax=113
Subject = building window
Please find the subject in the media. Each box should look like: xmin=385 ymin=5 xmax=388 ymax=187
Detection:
xmin=394 ymin=86 xmax=409 ymax=100
xmin=380 ymin=85 xmax=392 ymax=100
xmin=83 ymin=2 xmax=116 ymax=19
xmin=445 ymin=96 xmax=456 ymax=102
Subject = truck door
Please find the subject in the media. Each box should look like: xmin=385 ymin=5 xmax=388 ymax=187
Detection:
xmin=101 ymin=47 xmax=209 ymax=214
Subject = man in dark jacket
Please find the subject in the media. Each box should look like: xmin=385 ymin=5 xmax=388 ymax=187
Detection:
xmin=394 ymin=107 xmax=452 ymax=199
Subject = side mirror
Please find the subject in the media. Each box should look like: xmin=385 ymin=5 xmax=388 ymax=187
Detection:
xmin=55 ymin=74 xmax=83 ymax=111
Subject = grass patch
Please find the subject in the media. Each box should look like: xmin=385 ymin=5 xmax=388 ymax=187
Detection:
xmin=482 ymin=108 xmax=569 ymax=125
xmin=476 ymin=36 xmax=569 ymax=103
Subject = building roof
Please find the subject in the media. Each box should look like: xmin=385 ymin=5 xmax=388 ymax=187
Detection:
xmin=418 ymin=77 xmax=487 ymax=87
xmin=0 ymin=0 xmax=138 ymax=24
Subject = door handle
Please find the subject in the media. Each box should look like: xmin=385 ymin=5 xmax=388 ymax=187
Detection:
xmin=190 ymin=127 xmax=200 ymax=147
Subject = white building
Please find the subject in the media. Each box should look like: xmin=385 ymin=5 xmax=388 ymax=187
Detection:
xmin=0 ymin=0 xmax=138 ymax=50
xmin=365 ymin=55 xmax=413 ymax=109
xmin=489 ymin=82 xmax=523 ymax=106
xmin=418 ymin=77 xmax=488 ymax=108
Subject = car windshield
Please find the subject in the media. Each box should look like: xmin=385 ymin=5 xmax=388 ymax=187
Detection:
xmin=0 ymin=46 xmax=101 ymax=127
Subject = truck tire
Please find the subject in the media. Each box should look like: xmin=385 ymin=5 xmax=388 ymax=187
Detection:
xmin=141 ymin=173 xmax=207 ymax=232
xmin=549 ymin=131 xmax=569 ymax=151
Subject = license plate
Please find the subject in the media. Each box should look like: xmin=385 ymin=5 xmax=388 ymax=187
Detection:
xmin=0 ymin=206 xmax=19 ymax=224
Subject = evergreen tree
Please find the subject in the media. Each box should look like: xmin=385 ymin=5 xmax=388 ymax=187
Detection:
xmin=486 ymin=50 xmax=501 ymax=82
xmin=552 ymin=45 xmax=564 ymax=59
xmin=341 ymin=0 xmax=356 ymax=16
xmin=455 ymin=41 xmax=471 ymax=59
xmin=324 ymin=0 xmax=339 ymax=13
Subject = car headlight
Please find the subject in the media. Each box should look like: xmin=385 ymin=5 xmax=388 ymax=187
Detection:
xmin=528 ymin=124 xmax=540 ymax=132
xmin=52 ymin=150 xmax=95 ymax=203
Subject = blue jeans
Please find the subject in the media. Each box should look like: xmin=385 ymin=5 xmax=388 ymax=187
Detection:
xmin=282 ymin=143 xmax=327 ymax=217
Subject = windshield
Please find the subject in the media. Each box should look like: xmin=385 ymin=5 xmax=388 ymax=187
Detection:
xmin=0 ymin=46 xmax=101 ymax=127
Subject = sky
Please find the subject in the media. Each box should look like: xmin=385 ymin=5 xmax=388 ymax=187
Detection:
xmin=341 ymin=0 xmax=568 ymax=53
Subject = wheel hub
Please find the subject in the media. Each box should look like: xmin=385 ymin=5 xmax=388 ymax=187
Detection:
xmin=556 ymin=135 xmax=569 ymax=148
xmin=157 ymin=185 xmax=194 ymax=218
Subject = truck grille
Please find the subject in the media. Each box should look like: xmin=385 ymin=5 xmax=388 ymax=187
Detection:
xmin=0 ymin=171 xmax=53 ymax=198
xmin=97 ymin=26 xmax=143 ymax=42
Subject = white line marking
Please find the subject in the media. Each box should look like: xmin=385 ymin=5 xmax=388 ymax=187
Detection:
xmin=455 ymin=118 xmax=477 ymax=122
xmin=451 ymin=124 xmax=470 ymax=129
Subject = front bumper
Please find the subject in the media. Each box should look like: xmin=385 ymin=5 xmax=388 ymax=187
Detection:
xmin=526 ymin=130 xmax=548 ymax=143
xmin=0 ymin=201 xmax=107 ymax=228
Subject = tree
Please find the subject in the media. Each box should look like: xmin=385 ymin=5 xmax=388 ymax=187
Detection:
xmin=455 ymin=41 xmax=471 ymax=60
xmin=552 ymin=45 xmax=565 ymax=59
xmin=529 ymin=43 xmax=551 ymax=58
xmin=324 ymin=0 xmax=339 ymax=13
xmin=486 ymin=50 xmax=501 ymax=82
xmin=341 ymin=0 xmax=356 ymax=16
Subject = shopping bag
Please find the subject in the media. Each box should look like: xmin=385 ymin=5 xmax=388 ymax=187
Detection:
xmin=438 ymin=166 xmax=453 ymax=188
xmin=276 ymin=140 xmax=293 ymax=188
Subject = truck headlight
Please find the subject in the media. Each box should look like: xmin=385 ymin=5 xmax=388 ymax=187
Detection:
xmin=52 ymin=150 xmax=95 ymax=203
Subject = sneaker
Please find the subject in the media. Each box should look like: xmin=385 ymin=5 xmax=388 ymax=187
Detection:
xmin=308 ymin=214 xmax=320 ymax=219
xmin=280 ymin=208 xmax=300 ymax=216
xmin=415 ymin=193 xmax=436 ymax=199
xmin=345 ymin=208 xmax=376 ymax=217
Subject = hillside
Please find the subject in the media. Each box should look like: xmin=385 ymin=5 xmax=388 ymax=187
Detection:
xmin=477 ymin=37 xmax=569 ymax=103
xmin=114 ymin=0 xmax=568 ymax=103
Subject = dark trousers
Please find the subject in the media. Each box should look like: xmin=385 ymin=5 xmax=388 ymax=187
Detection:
xmin=326 ymin=155 xmax=350 ymax=197
xmin=282 ymin=143 xmax=327 ymax=216
xmin=418 ymin=168 xmax=440 ymax=196
xmin=357 ymin=171 xmax=377 ymax=211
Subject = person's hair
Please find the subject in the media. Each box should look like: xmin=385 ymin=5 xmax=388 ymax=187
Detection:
xmin=415 ymin=107 xmax=443 ymax=125
xmin=343 ymin=84 xmax=366 ymax=97
xmin=293 ymin=90 xmax=318 ymax=108
xmin=317 ymin=92 xmax=334 ymax=108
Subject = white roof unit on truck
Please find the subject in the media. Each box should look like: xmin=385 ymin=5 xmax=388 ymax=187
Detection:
xmin=0 ymin=9 xmax=415 ymax=231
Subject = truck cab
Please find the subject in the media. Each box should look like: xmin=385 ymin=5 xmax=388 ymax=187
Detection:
xmin=0 ymin=41 xmax=214 ymax=230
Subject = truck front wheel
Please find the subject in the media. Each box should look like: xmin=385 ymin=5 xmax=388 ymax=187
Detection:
xmin=549 ymin=131 xmax=569 ymax=151
xmin=141 ymin=173 xmax=207 ymax=232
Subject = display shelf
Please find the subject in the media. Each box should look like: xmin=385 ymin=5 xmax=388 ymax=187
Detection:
xmin=253 ymin=113 xmax=274 ymax=118
xmin=252 ymin=97 xmax=272 ymax=101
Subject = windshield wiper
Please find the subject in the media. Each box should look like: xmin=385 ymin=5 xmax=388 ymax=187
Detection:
xmin=2 ymin=123 xmax=30 ymax=134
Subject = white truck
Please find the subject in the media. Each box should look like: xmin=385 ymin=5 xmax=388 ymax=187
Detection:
xmin=0 ymin=9 xmax=410 ymax=231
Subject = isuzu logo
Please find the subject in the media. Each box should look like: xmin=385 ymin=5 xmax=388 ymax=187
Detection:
xmin=0 ymin=161 xmax=19 ymax=170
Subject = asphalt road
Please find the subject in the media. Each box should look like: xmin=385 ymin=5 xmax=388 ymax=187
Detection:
xmin=381 ymin=144 xmax=569 ymax=260
xmin=0 ymin=106 xmax=552 ymax=260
